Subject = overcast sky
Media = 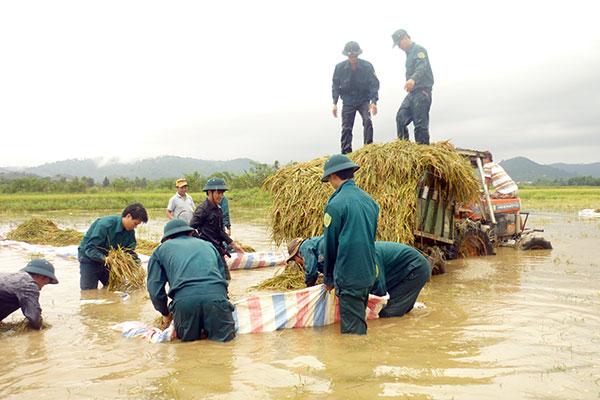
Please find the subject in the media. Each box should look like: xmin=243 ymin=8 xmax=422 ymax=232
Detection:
xmin=1 ymin=0 xmax=599 ymax=168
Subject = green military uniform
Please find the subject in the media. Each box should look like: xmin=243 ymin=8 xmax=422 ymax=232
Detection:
xmin=147 ymin=226 xmax=235 ymax=342
xmin=370 ymin=242 xmax=431 ymax=317
xmin=323 ymin=180 xmax=379 ymax=334
xmin=78 ymin=215 xmax=139 ymax=290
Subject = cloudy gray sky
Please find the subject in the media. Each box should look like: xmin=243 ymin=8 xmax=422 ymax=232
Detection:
xmin=1 ymin=0 xmax=599 ymax=167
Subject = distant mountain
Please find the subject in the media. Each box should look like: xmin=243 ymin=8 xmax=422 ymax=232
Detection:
xmin=9 ymin=156 xmax=256 ymax=181
xmin=548 ymin=162 xmax=600 ymax=178
xmin=0 ymin=168 xmax=41 ymax=179
xmin=499 ymin=157 xmax=575 ymax=183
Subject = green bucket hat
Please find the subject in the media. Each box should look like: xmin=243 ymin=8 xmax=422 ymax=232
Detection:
xmin=321 ymin=154 xmax=360 ymax=182
xmin=22 ymin=259 xmax=58 ymax=284
xmin=203 ymin=177 xmax=229 ymax=192
xmin=161 ymin=219 xmax=195 ymax=242
xmin=342 ymin=41 xmax=363 ymax=57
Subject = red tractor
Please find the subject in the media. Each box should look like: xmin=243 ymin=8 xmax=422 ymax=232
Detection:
xmin=413 ymin=148 xmax=552 ymax=273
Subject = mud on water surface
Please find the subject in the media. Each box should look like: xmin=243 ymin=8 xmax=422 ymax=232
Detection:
xmin=0 ymin=211 xmax=599 ymax=399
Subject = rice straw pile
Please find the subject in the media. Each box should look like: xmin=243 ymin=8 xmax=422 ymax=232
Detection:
xmin=252 ymin=261 xmax=306 ymax=291
xmin=136 ymin=239 xmax=160 ymax=256
xmin=7 ymin=218 xmax=84 ymax=246
xmin=263 ymin=140 xmax=479 ymax=246
xmin=105 ymin=245 xmax=147 ymax=291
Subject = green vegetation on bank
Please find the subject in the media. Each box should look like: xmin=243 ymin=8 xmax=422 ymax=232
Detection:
xmin=518 ymin=186 xmax=600 ymax=212
xmin=0 ymin=188 xmax=270 ymax=213
xmin=0 ymin=186 xmax=597 ymax=214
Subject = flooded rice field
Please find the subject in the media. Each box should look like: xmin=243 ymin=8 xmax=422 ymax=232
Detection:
xmin=0 ymin=211 xmax=599 ymax=399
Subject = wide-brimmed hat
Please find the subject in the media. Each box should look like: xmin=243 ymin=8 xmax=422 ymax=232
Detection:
xmin=286 ymin=237 xmax=304 ymax=262
xmin=321 ymin=154 xmax=360 ymax=182
xmin=161 ymin=219 xmax=195 ymax=242
xmin=176 ymin=178 xmax=188 ymax=188
xmin=342 ymin=41 xmax=363 ymax=57
xmin=22 ymin=259 xmax=58 ymax=284
xmin=203 ymin=177 xmax=229 ymax=192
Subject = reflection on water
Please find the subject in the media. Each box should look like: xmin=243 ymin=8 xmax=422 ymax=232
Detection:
xmin=1 ymin=212 xmax=599 ymax=399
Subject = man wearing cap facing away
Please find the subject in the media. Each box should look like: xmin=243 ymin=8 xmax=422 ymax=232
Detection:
xmin=392 ymin=29 xmax=434 ymax=145
xmin=147 ymin=219 xmax=235 ymax=342
xmin=320 ymin=154 xmax=380 ymax=334
xmin=166 ymin=178 xmax=195 ymax=224
xmin=0 ymin=259 xmax=59 ymax=329
xmin=332 ymin=41 xmax=380 ymax=154
xmin=190 ymin=177 xmax=245 ymax=280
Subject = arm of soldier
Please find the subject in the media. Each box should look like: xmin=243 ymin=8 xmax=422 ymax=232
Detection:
xmin=18 ymin=284 xmax=43 ymax=329
xmin=368 ymin=64 xmax=380 ymax=116
xmin=322 ymin=206 xmax=341 ymax=290
xmin=332 ymin=65 xmax=341 ymax=117
xmin=408 ymin=51 xmax=430 ymax=90
xmin=221 ymin=197 xmax=231 ymax=233
xmin=147 ymin=252 xmax=170 ymax=316
xmin=303 ymin=249 xmax=320 ymax=287
xmin=83 ymin=222 xmax=110 ymax=263
xmin=189 ymin=205 xmax=205 ymax=231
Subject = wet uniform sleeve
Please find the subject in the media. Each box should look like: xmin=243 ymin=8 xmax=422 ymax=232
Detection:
xmin=17 ymin=282 xmax=43 ymax=329
xmin=303 ymin=246 xmax=319 ymax=287
xmin=189 ymin=205 xmax=206 ymax=231
xmin=332 ymin=64 xmax=342 ymax=105
xmin=221 ymin=197 xmax=231 ymax=229
xmin=409 ymin=49 xmax=430 ymax=85
xmin=367 ymin=63 xmax=380 ymax=104
xmin=120 ymin=233 xmax=140 ymax=264
xmin=82 ymin=222 xmax=110 ymax=263
xmin=147 ymin=251 xmax=170 ymax=316
xmin=322 ymin=205 xmax=342 ymax=288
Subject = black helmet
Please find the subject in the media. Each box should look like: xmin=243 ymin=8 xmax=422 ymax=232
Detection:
xmin=342 ymin=41 xmax=363 ymax=57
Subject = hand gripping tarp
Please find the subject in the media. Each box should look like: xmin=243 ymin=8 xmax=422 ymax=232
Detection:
xmin=111 ymin=284 xmax=389 ymax=342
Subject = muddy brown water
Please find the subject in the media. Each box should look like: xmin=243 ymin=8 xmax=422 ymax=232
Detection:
xmin=0 ymin=212 xmax=599 ymax=399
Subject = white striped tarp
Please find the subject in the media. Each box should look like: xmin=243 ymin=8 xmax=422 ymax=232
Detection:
xmin=232 ymin=284 xmax=389 ymax=334
xmin=226 ymin=251 xmax=287 ymax=270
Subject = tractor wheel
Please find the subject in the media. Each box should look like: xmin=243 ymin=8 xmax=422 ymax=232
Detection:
xmin=446 ymin=222 xmax=495 ymax=260
xmin=519 ymin=237 xmax=553 ymax=250
xmin=426 ymin=247 xmax=446 ymax=275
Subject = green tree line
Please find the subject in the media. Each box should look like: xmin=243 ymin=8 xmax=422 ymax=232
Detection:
xmin=530 ymin=176 xmax=600 ymax=186
xmin=0 ymin=161 xmax=281 ymax=194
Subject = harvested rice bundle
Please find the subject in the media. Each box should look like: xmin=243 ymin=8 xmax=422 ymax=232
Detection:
xmin=105 ymin=245 xmax=146 ymax=291
xmin=136 ymin=239 xmax=160 ymax=256
xmin=7 ymin=218 xmax=84 ymax=246
xmin=263 ymin=140 xmax=479 ymax=246
xmin=252 ymin=261 xmax=306 ymax=291
xmin=0 ymin=319 xmax=51 ymax=334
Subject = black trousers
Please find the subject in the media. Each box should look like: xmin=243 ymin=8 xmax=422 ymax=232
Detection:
xmin=396 ymin=90 xmax=432 ymax=145
xmin=341 ymin=101 xmax=373 ymax=154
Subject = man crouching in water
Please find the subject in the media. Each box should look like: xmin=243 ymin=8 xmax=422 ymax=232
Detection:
xmin=147 ymin=219 xmax=235 ymax=342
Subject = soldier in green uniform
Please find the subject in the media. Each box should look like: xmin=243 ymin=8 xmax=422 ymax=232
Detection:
xmin=320 ymin=154 xmax=379 ymax=334
xmin=332 ymin=41 xmax=380 ymax=154
xmin=370 ymin=242 xmax=431 ymax=317
xmin=78 ymin=203 xmax=148 ymax=290
xmin=289 ymin=237 xmax=430 ymax=318
xmin=147 ymin=219 xmax=236 ymax=342
xmin=392 ymin=29 xmax=434 ymax=145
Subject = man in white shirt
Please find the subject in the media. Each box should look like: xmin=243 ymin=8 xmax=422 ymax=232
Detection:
xmin=166 ymin=178 xmax=195 ymax=224
xmin=483 ymin=151 xmax=518 ymax=199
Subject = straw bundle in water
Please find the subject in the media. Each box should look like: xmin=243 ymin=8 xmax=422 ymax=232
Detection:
xmin=105 ymin=245 xmax=146 ymax=291
xmin=263 ymin=140 xmax=479 ymax=246
xmin=7 ymin=218 xmax=84 ymax=246
xmin=252 ymin=261 xmax=306 ymax=291
xmin=0 ymin=320 xmax=51 ymax=335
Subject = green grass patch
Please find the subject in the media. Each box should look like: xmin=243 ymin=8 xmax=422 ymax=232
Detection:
xmin=519 ymin=186 xmax=600 ymax=212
